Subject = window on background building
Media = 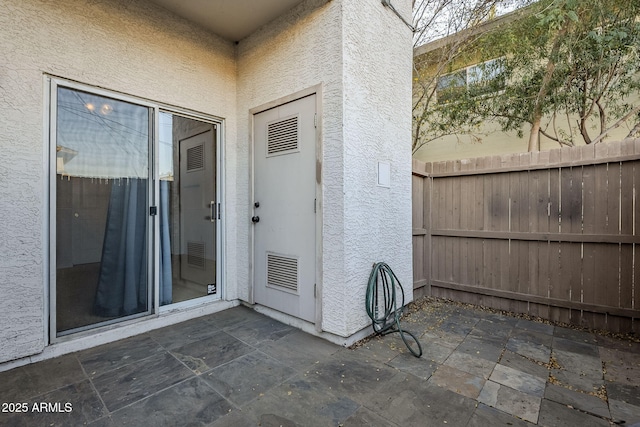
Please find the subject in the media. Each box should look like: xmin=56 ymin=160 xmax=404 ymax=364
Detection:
xmin=437 ymin=58 xmax=505 ymax=103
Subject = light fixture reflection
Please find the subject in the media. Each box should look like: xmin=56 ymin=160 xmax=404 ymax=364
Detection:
xmin=100 ymin=104 xmax=113 ymax=115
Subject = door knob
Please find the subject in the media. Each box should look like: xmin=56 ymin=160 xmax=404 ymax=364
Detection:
xmin=251 ymin=216 xmax=260 ymax=223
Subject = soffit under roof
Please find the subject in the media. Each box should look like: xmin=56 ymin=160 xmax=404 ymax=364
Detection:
xmin=147 ymin=0 xmax=306 ymax=41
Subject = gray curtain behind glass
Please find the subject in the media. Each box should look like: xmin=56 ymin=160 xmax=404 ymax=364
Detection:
xmin=94 ymin=179 xmax=172 ymax=316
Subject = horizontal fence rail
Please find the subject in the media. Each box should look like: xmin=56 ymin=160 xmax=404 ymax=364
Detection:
xmin=412 ymin=138 xmax=640 ymax=333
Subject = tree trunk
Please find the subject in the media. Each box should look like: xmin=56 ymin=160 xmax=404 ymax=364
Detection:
xmin=527 ymin=23 xmax=569 ymax=152
xmin=528 ymin=120 xmax=541 ymax=151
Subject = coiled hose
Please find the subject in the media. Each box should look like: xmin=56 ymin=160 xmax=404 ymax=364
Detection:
xmin=365 ymin=262 xmax=423 ymax=358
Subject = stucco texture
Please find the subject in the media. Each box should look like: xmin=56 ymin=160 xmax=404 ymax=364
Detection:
xmin=339 ymin=0 xmax=414 ymax=336
xmin=237 ymin=0 xmax=343 ymax=305
xmin=0 ymin=0 xmax=414 ymax=364
xmin=0 ymin=0 xmax=237 ymax=363
xmin=238 ymin=0 xmax=413 ymax=337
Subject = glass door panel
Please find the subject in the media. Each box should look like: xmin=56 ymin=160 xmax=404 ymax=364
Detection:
xmin=158 ymin=112 xmax=218 ymax=305
xmin=55 ymin=86 xmax=151 ymax=335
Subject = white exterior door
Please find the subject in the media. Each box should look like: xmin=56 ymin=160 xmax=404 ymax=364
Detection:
xmin=179 ymin=129 xmax=216 ymax=288
xmin=253 ymin=94 xmax=316 ymax=323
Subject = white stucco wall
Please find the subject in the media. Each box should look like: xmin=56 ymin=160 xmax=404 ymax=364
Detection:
xmin=339 ymin=0 xmax=414 ymax=336
xmin=236 ymin=0 xmax=343 ymax=308
xmin=238 ymin=0 xmax=413 ymax=338
xmin=0 ymin=0 xmax=237 ymax=363
xmin=0 ymin=0 xmax=413 ymax=364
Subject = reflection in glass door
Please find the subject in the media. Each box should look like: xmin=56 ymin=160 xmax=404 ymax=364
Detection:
xmin=158 ymin=112 xmax=218 ymax=305
xmin=54 ymin=86 xmax=151 ymax=335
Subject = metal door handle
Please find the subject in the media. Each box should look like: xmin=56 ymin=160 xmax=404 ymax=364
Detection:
xmin=210 ymin=201 xmax=216 ymax=222
xmin=251 ymin=216 xmax=260 ymax=223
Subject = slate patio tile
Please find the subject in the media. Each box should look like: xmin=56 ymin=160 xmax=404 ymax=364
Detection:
xmin=256 ymin=330 xmax=340 ymax=372
xmin=515 ymin=318 xmax=554 ymax=335
xmin=0 ymin=379 xmax=106 ymax=427
xmin=600 ymin=347 xmax=640 ymax=385
xmin=92 ymin=352 xmax=193 ymax=412
xmin=482 ymin=313 xmax=519 ymax=327
xmin=552 ymin=349 xmax=603 ymax=379
xmin=412 ymin=336 xmax=458 ymax=364
xmin=223 ymin=316 xmax=296 ymax=346
xmin=421 ymin=330 xmax=466 ymax=350
xmin=478 ymin=380 xmax=541 ymax=424
xmin=386 ymin=350 xmax=438 ymax=380
xmin=345 ymin=335 xmax=403 ymax=363
xmin=437 ymin=316 xmax=478 ymax=336
xmin=78 ymin=334 xmax=164 ymax=376
xmin=544 ymin=383 xmax=610 ymax=419
xmin=366 ymin=374 xmax=476 ymax=426
xmin=170 ymin=331 xmax=254 ymax=374
xmin=471 ymin=318 xmax=514 ymax=339
xmin=537 ymin=398 xmax=609 ymax=427
xmin=304 ymin=351 xmax=398 ymax=405
xmin=596 ymin=335 xmax=640 ymax=353
xmin=499 ymin=350 xmax=550 ymax=380
xmin=341 ymin=406 xmax=399 ymax=427
xmin=210 ymin=305 xmax=267 ymax=330
xmin=401 ymin=309 xmax=447 ymax=331
xmin=256 ymin=413 xmax=298 ymax=427
xmin=489 ymin=364 xmax=546 ymax=397
xmin=606 ymin=382 xmax=640 ymax=407
xmin=201 ymin=350 xmax=297 ymax=406
xmin=510 ymin=327 xmax=554 ymax=346
xmin=0 ymin=354 xmax=86 ymax=402
xmin=148 ymin=316 xmax=224 ymax=350
xmin=456 ymin=336 xmax=504 ymax=362
xmin=550 ymin=367 xmax=603 ymax=393
xmin=506 ymin=337 xmax=551 ymax=363
xmin=443 ymin=349 xmax=496 ymax=379
xmin=5 ymin=303 xmax=640 ymax=427
xmin=553 ymin=336 xmax=600 ymax=357
xmin=468 ymin=327 xmax=511 ymax=347
xmin=609 ymin=399 xmax=640 ymax=426
xmin=428 ymin=364 xmax=486 ymax=399
xmin=467 ymin=403 xmax=533 ymax=427
xmin=87 ymin=415 xmax=117 ymax=426
xmin=109 ymin=377 xmax=232 ymax=426
xmin=242 ymin=375 xmax=360 ymax=427
xmin=553 ymin=327 xmax=598 ymax=344
xmin=205 ymin=409 xmax=256 ymax=427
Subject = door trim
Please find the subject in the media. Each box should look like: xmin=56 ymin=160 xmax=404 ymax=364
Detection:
xmin=46 ymin=76 xmax=226 ymax=343
xmin=249 ymin=84 xmax=323 ymax=332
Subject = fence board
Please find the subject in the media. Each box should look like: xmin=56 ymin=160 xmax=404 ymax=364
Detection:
xmin=412 ymin=139 xmax=640 ymax=333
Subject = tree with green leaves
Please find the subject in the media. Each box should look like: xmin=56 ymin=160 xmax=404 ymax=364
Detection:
xmin=413 ymin=0 xmax=640 ymax=153
xmin=411 ymin=0 xmax=532 ymax=154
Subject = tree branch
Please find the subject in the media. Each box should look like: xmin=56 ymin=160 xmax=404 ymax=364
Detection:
xmin=592 ymin=104 xmax=640 ymax=144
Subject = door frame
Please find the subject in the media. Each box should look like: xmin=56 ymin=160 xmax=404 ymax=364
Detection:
xmin=47 ymin=77 xmax=226 ymax=342
xmin=156 ymin=112 xmax=224 ymax=312
xmin=248 ymin=84 xmax=323 ymax=331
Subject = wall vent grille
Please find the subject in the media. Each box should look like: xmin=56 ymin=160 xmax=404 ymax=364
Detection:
xmin=186 ymin=144 xmax=204 ymax=171
xmin=267 ymin=253 xmax=298 ymax=293
xmin=187 ymin=241 xmax=206 ymax=269
xmin=267 ymin=116 xmax=299 ymax=156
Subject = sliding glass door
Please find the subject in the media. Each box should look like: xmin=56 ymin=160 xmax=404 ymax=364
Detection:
xmin=53 ymin=86 xmax=152 ymax=335
xmin=50 ymin=80 xmax=222 ymax=338
xmin=158 ymin=113 xmax=219 ymax=306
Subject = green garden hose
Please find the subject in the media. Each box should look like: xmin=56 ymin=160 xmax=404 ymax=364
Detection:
xmin=365 ymin=262 xmax=423 ymax=358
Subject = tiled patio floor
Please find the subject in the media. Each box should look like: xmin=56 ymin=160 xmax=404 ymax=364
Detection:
xmin=0 ymin=300 xmax=639 ymax=426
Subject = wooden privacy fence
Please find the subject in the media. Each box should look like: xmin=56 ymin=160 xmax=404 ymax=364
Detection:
xmin=412 ymin=138 xmax=640 ymax=333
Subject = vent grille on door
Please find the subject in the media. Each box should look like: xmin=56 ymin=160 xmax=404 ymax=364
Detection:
xmin=267 ymin=116 xmax=299 ymax=156
xmin=267 ymin=253 xmax=298 ymax=293
xmin=187 ymin=241 xmax=206 ymax=269
xmin=186 ymin=144 xmax=204 ymax=171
